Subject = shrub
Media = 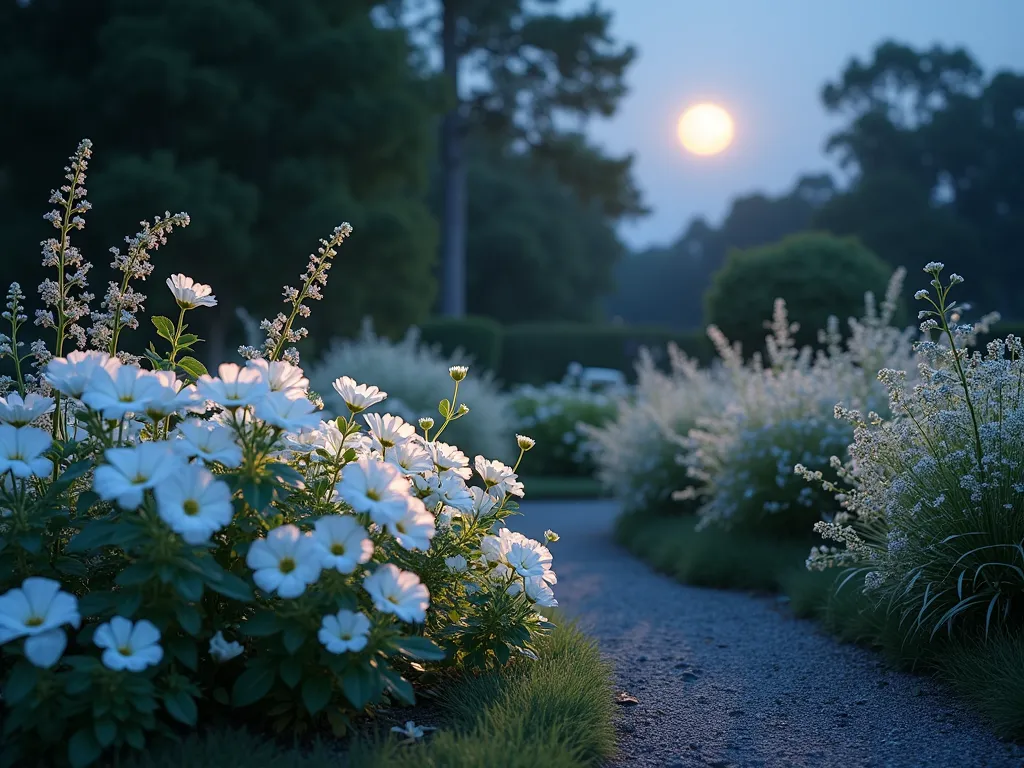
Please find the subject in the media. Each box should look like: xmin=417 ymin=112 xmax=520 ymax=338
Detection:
xmin=308 ymin=324 xmax=513 ymax=463
xmin=705 ymin=232 xmax=896 ymax=355
xmin=498 ymin=324 xmax=709 ymax=386
xmin=416 ymin=316 xmax=503 ymax=375
xmin=805 ymin=263 xmax=1024 ymax=643
xmin=583 ymin=344 xmax=725 ymax=515
xmin=0 ymin=142 xmax=559 ymax=768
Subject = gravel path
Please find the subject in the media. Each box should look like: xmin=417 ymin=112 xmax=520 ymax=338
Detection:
xmin=510 ymin=500 xmax=1024 ymax=768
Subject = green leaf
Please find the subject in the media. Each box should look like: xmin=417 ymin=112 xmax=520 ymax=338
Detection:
xmin=115 ymin=590 xmax=143 ymax=618
xmin=206 ymin=571 xmax=253 ymax=602
xmin=76 ymin=589 xmax=116 ymax=617
xmin=52 ymin=460 xmax=93 ymax=492
xmin=176 ymin=333 xmax=200 ymax=348
xmin=93 ymin=719 xmax=117 ymax=749
xmin=16 ymin=534 xmax=42 ymax=554
xmin=152 ymin=316 xmax=176 ymax=342
xmin=177 ymin=356 xmax=209 ymax=379
xmin=54 ymin=557 xmax=89 ymax=578
xmin=232 ymin=665 xmax=276 ymax=708
xmin=67 ymin=520 xmax=141 ymax=554
xmin=380 ymin=665 xmax=415 ymax=705
xmin=278 ymin=656 xmax=302 ymax=689
xmin=163 ymin=690 xmax=198 ymax=726
xmin=282 ymin=624 xmax=306 ymax=655
xmin=301 ymin=676 xmax=332 ymax=715
xmin=393 ymin=635 xmax=446 ymax=662
xmin=123 ymin=726 xmax=145 ymax=750
xmin=75 ymin=491 xmax=99 ymax=514
xmin=265 ymin=462 xmax=306 ymax=490
xmin=340 ymin=665 xmax=375 ymax=710
xmin=174 ymin=603 xmax=202 ymax=637
xmin=115 ymin=562 xmax=155 ymax=587
xmin=173 ymin=571 xmax=204 ymax=602
xmin=241 ymin=610 xmax=280 ymax=637
xmin=3 ymin=661 xmax=38 ymax=706
xmin=439 ymin=398 xmax=451 ymax=418
xmin=68 ymin=728 xmax=102 ymax=768
xmin=165 ymin=635 xmax=198 ymax=671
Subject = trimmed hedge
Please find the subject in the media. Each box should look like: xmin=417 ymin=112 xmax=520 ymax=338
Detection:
xmin=417 ymin=316 xmax=504 ymax=373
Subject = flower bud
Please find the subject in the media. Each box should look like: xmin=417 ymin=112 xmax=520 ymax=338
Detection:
xmin=544 ymin=529 xmax=559 ymax=543
xmin=516 ymin=434 xmax=536 ymax=451
xmin=418 ymin=416 xmax=435 ymax=431
xmin=448 ymin=365 xmax=469 ymax=382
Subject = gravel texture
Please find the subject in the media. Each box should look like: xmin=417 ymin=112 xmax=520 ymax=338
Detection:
xmin=510 ymin=500 xmax=1024 ymax=768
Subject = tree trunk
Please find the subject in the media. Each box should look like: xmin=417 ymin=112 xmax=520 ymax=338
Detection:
xmin=439 ymin=0 xmax=466 ymax=317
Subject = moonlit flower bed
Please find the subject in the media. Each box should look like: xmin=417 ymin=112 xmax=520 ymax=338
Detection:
xmin=0 ymin=142 xmax=558 ymax=767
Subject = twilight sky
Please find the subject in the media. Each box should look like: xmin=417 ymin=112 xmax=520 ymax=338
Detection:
xmin=570 ymin=0 xmax=1024 ymax=250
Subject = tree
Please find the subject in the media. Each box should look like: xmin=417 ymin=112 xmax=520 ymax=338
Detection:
xmin=0 ymin=0 xmax=440 ymax=360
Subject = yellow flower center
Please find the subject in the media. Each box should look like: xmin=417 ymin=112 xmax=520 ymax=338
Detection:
xmin=340 ymin=632 xmax=352 ymax=641
xmin=279 ymin=557 xmax=296 ymax=574
xmin=386 ymin=595 xmax=400 ymax=605
xmin=395 ymin=522 xmax=407 ymax=534
xmin=25 ymin=615 xmax=44 ymax=627
xmin=183 ymin=499 xmax=200 ymax=516
xmin=119 ymin=394 xmax=135 ymax=403
xmin=330 ymin=543 xmax=346 ymax=556
xmin=10 ymin=451 xmax=23 ymax=461
xmin=366 ymin=489 xmax=381 ymax=501
xmin=118 ymin=646 xmax=133 ymax=656
xmin=132 ymin=474 xmax=148 ymax=484
xmin=381 ymin=439 xmax=395 ymax=448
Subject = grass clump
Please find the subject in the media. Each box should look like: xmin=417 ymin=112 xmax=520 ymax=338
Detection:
xmin=940 ymin=633 xmax=1024 ymax=739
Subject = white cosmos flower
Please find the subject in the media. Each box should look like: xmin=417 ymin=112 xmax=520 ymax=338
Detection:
xmin=209 ymin=631 xmax=244 ymax=662
xmin=444 ymin=555 xmax=468 ymax=573
xmin=469 ymin=486 xmax=502 ymax=518
xmin=524 ymin=575 xmax=558 ymax=608
xmin=386 ymin=498 xmax=435 ymax=551
xmin=197 ymin=363 xmax=269 ymax=409
xmin=425 ymin=441 xmax=471 ymax=480
xmin=154 ymin=463 xmax=234 ymax=545
xmin=254 ymin=390 xmax=322 ymax=431
xmin=173 ymin=420 xmax=243 ymax=467
xmin=94 ymin=616 xmax=163 ymax=671
xmin=318 ymin=609 xmax=371 ymax=654
xmin=246 ymin=359 xmax=308 ymax=396
xmin=0 ymin=425 xmax=52 ymax=478
xmin=306 ymin=420 xmax=372 ymax=460
xmin=363 ymin=413 xmax=415 ymax=451
xmin=93 ymin=443 xmax=182 ymax=509
xmin=312 ymin=515 xmax=373 ymax=573
xmin=506 ymin=541 xmax=548 ymax=578
xmin=166 ymin=273 xmax=217 ymax=309
xmin=332 ymin=376 xmax=387 ymax=413
xmin=44 ymin=350 xmax=121 ymax=399
xmin=474 ymin=456 xmax=525 ymax=498
xmin=362 ymin=564 xmax=429 ymax=623
xmin=422 ymin=471 xmax=474 ymax=513
xmin=335 ymin=457 xmax=411 ymax=525
xmin=142 ymin=370 xmax=202 ymax=421
xmin=246 ymin=524 xmax=322 ymax=598
xmin=0 ymin=393 xmax=54 ymax=426
xmin=0 ymin=577 xmax=80 ymax=668
xmin=385 ymin=438 xmax=434 ymax=476
xmin=81 ymin=365 xmax=164 ymax=420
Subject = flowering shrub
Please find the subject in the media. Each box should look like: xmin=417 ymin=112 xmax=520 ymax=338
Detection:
xmin=804 ymin=263 xmax=1024 ymax=639
xmin=584 ymin=344 xmax=726 ymax=514
xmin=308 ymin=322 xmax=513 ymax=463
xmin=0 ymin=142 xmax=557 ymax=768
xmin=682 ymin=271 xmax=916 ymax=536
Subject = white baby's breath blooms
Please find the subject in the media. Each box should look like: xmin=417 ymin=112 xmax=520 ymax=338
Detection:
xmin=166 ymin=274 xmax=217 ymax=309
xmin=312 ymin=515 xmax=373 ymax=573
xmin=0 ymin=393 xmax=54 ymax=426
xmin=331 ymin=375 xmax=387 ymax=414
xmin=0 ymin=577 xmax=81 ymax=668
xmin=0 ymin=425 xmax=53 ymax=478
xmin=362 ymin=564 xmax=429 ymax=623
xmin=153 ymin=463 xmax=234 ymax=545
xmin=209 ymin=631 xmax=244 ymax=662
xmin=246 ymin=524 xmax=322 ymax=598
xmin=93 ymin=617 xmax=163 ymax=671
xmin=93 ymin=443 xmax=182 ymax=510
xmin=318 ymin=609 xmax=371 ymax=654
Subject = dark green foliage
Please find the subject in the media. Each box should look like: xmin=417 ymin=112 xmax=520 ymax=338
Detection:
xmin=704 ymin=232 xmax=894 ymax=354
xmin=498 ymin=324 xmax=710 ymax=385
xmin=940 ymin=633 xmax=1024 ymax=739
xmin=416 ymin=316 xmax=503 ymax=373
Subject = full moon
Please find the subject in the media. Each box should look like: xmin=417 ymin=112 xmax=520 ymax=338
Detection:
xmin=677 ymin=103 xmax=734 ymax=156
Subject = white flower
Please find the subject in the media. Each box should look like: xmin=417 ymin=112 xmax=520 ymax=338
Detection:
xmin=0 ymin=425 xmax=52 ymax=478
xmin=197 ymin=363 xmax=269 ymax=409
xmin=448 ymin=365 xmax=469 ymax=381
xmin=474 ymin=456 xmax=525 ymax=497
xmin=254 ymin=390 xmax=322 ymax=431
xmin=0 ymin=577 xmax=80 ymax=668
xmin=209 ymin=630 xmax=244 ymax=662
xmin=386 ymin=498 xmax=435 ymax=551
xmin=544 ymin=529 xmax=560 ymax=543
xmin=391 ymin=720 xmax=435 ymax=743
xmin=154 ymin=463 xmax=234 ymax=545
xmin=425 ymin=441 xmax=471 ymax=480
xmin=335 ymin=457 xmax=411 ymax=525
xmin=363 ymin=412 xmax=415 ymax=451
xmin=166 ymin=274 xmax=217 ymax=309
xmin=444 ymin=555 xmax=468 ymax=573
xmin=44 ymin=351 xmax=120 ymax=399
xmin=94 ymin=617 xmax=163 ymax=671
xmin=142 ymin=370 xmax=202 ymax=421
xmin=423 ymin=471 xmax=474 ymax=513
xmin=246 ymin=524 xmax=322 ymax=598
xmin=0 ymin=393 xmax=54 ymax=426
xmin=93 ymin=443 xmax=182 ymax=509
xmin=506 ymin=541 xmax=548 ymax=578
xmin=524 ymin=575 xmax=558 ymax=608
xmin=516 ymin=434 xmax=536 ymax=451
xmin=173 ymin=420 xmax=243 ymax=467
xmin=332 ymin=376 xmax=387 ymax=413
xmin=469 ymin=486 xmax=502 ymax=518
xmin=312 ymin=515 xmax=373 ymax=573
xmin=318 ymin=609 xmax=371 ymax=654
xmin=362 ymin=564 xmax=429 ymax=623
xmin=385 ymin=438 xmax=434 ymax=475
xmin=81 ymin=365 xmax=164 ymax=419
xmin=246 ymin=359 xmax=308 ymax=396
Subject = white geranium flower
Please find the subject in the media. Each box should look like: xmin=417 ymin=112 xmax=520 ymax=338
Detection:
xmin=0 ymin=425 xmax=52 ymax=478
xmin=0 ymin=393 xmax=54 ymax=426
xmin=385 ymin=438 xmax=434 ymax=476
xmin=246 ymin=359 xmax=308 ymax=396
xmin=425 ymin=441 xmax=471 ymax=480
xmin=209 ymin=631 xmax=244 ymax=662
xmin=335 ymin=457 xmax=411 ymax=525
xmin=166 ymin=274 xmax=217 ymax=309
xmin=363 ymin=413 xmax=415 ymax=451
xmin=173 ymin=419 xmax=243 ymax=467
xmin=254 ymin=390 xmax=322 ymax=431
xmin=444 ymin=555 xmax=468 ymax=573
xmin=94 ymin=617 xmax=163 ymax=671
xmin=246 ymin=524 xmax=322 ymax=598
xmin=312 ymin=515 xmax=373 ymax=573
xmin=93 ymin=443 xmax=182 ymax=510
xmin=142 ymin=370 xmax=202 ymax=421
xmin=44 ymin=350 xmax=121 ymax=399
xmin=474 ymin=456 xmax=525 ymax=497
xmin=318 ymin=609 xmax=371 ymax=654
xmin=331 ymin=376 xmax=386 ymax=414
xmin=362 ymin=564 xmax=429 ymax=623
xmin=154 ymin=463 xmax=234 ymax=545
xmin=0 ymin=577 xmax=80 ymax=668
xmin=81 ymin=365 xmax=164 ymax=420
xmin=386 ymin=498 xmax=435 ymax=551
xmin=197 ymin=363 xmax=269 ymax=409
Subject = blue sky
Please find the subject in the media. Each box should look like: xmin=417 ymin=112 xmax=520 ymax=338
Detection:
xmin=571 ymin=0 xmax=1024 ymax=249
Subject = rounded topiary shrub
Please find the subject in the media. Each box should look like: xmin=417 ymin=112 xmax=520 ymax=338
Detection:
xmin=704 ymin=232 xmax=895 ymax=354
